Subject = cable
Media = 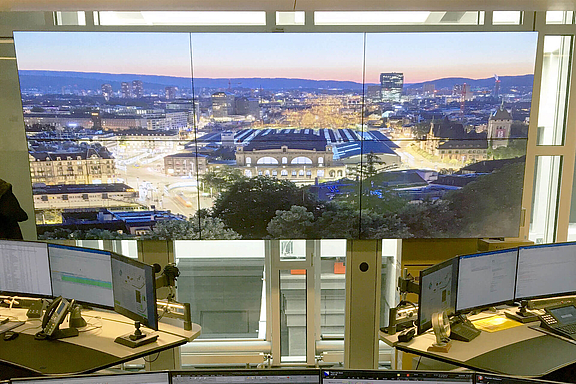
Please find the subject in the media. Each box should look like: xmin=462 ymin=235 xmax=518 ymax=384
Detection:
xmin=415 ymin=355 xmax=422 ymax=370
xmin=143 ymin=352 xmax=161 ymax=363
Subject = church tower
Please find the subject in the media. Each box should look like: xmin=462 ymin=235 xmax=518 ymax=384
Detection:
xmin=487 ymin=103 xmax=513 ymax=149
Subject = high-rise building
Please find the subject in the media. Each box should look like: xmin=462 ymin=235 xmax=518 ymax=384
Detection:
xmin=121 ymin=82 xmax=131 ymax=98
xmin=132 ymin=80 xmax=143 ymax=98
xmin=212 ymin=92 xmax=235 ymax=118
xmin=422 ymin=83 xmax=435 ymax=96
xmin=235 ymin=97 xmax=260 ymax=118
xmin=380 ymin=72 xmax=404 ymax=102
xmin=101 ymin=83 xmax=113 ymax=101
xmin=366 ymin=85 xmax=381 ymax=102
xmin=453 ymin=83 xmax=473 ymax=101
xmin=165 ymin=86 xmax=178 ymax=100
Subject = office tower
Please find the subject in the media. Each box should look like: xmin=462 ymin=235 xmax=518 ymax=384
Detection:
xmin=132 ymin=80 xmax=143 ymax=98
xmin=211 ymin=92 xmax=235 ymax=118
xmin=165 ymin=86 xmax=178 ymax=100
xmin=101 ymin=83 xmax=113 ymax=101
xmin=453 ymin=83 xmax=472 ymax=101
xmin=366 ymin=85 xmax=381 ymax=102
xmin=493 ymin=74 xmax=501 ymax=99
xmin=91 ymin=110 xmax=102 ymax=129
xmin=235 ymin=97 xmax=260 ymax=118
xmin=380 ymin=72 xmax=404 ymax=102
xmin=121 ymin=82 xmax=131 ymax=98
xmin=422 ymin=83 xmax=435 ymax=95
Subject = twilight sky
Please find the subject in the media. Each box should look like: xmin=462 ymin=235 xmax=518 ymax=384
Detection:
xmin=14 ymin=31 xmax=538 ymax=84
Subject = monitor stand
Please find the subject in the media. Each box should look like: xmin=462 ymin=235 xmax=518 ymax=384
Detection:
xmin=504 ymin=301 xmax=539 ymax=323
xmin=114 ymin=321 xmax=158 ymax=348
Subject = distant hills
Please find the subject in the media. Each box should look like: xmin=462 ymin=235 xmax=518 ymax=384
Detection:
xmin=18 ymin=70 xmax=534 ymax=93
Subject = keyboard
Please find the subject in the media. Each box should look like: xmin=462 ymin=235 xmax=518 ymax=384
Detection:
xmin=556 ymin=324 xmax=576 ymax=335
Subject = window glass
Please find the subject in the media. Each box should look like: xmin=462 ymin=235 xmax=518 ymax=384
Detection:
xmin=537 ymin=35 xmax=572 ymax=146
xmin=175 ymin=240 xmax=265 ymax=338
xmin=530 ymin=156 xmax=562 ymax=244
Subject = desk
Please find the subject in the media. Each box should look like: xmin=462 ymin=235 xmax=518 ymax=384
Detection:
xmin=0 ymin=306 xmax=201 ymax=379
xmin=381 ymin=314 xmax=576 ymax=381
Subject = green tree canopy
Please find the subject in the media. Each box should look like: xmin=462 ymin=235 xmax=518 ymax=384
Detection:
xmin=202 ymin=167 xmax=245 ymax=193
xmin=267 ymin=205 xmax=315 ymax=239
xmin=144 ymin=210 xmax=241 ymax=240
xmin=212 ymin=176 xmax=319 ymax=239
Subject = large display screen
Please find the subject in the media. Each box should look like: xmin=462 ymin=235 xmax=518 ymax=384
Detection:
xmin=48 ymin=244 xmax=114 ymax=308
xmin=456 ymin=249 xmax=518 ymax=312
xmin=516 ymin=242 xmax=576 ymax=300
xmin=0 ymin=239 xmax=52 ymax=297
xmin=14 ymin=31 xmax=537 ymax=239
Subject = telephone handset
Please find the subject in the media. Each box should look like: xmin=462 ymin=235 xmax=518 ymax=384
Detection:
xmin=538 ymin=304 xmax=576 ymax=340
xmin=36 ymin=296 xmax=79 ymax=340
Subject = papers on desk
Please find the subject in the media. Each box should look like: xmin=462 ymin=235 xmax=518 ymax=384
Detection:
xmin=0 ymin=321 xmax=24 ymax=335
xmin=472 ymin=315 xmax=523 ymax=332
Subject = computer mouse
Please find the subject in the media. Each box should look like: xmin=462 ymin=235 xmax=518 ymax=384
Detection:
xmin=3 ymin=331 xmax=19 ymax=341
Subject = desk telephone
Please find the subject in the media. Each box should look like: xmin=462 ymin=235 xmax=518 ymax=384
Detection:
xmin=35 ymin=296 xmax=79 ymax=340
xmin=539 ymin=304 xmax=576 ymax=340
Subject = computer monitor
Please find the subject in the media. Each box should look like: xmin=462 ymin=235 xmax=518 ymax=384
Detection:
xmin=456 ymin=248 xmax=518 ymax=313
xmin=171 ymin=369 xmax=321 ymax=384
xmin=516 ymin=242 xmax=576 ymax=300
xmin=12 ymin=371 xmax=169 ymax=384
xmin=48 ymin=244 xmax=114 ymax=308
xmin=0 ymin=239 xmax=52 ymax=297
xmin=111 ymin=252 xmax=158 ymax=330
xmin=475 ymin=373 xmax=561 ymax=384
xmin=418 ymin=257 xmax=458 ymax=334
xmin=322 ymin=370 xmax=473 ymax=384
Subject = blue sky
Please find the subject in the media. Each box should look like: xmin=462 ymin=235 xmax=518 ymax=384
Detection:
xmin=14 ymin=31 xmax=538 ymax=84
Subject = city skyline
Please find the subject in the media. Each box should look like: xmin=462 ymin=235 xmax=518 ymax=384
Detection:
xmin=14 ymin=31 xmax=538 ymax=84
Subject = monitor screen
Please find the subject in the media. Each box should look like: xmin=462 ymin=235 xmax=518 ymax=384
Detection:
xmin=0 ymin=240 xmax=52 ymax=297
xmin=171 ymin=369 xmax=320 ymax=384
xmin=48 ymin=244 xmax=114 ymax=308
xmin=516 ymin=242 xmax=576 ymax=300
xmin=11 ymin=371 xmax=169 ymax=384
xmin=418 ymin=257 xmax=458 ymax=334
xmin=456 ymin=249 xmax=518 ymax=312
xmin=475 ymin=373 xmax=560 ymax=384
xmin=111 ymin=252 xmax=158 ymax=330
xmin=322 ymin=370 xmax=473 ymax=384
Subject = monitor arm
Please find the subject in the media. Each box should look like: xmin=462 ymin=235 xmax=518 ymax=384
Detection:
xmin=154 ymin=263 xmax=180 ymax=301
xmin=153 ymin=263 xmax=192 ymax=331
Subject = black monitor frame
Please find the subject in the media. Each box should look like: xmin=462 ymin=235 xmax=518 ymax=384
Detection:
xmin=418 ymin=256 xmax=459 ymax=335
xmin=322 ymin=370 xmax=473 ymax=383
xmin=515 ymin=242 xmax=576 ymax=302
xmin=47 ymin=243 xmax=115 ymax=310
xmin=171 ymin=369 xmax=321 ymax=383
xmin=110 ymin=252 xmax=158 ymax=331
xmin=455 ymin=248 xmax=519 ymax=314
xmin=474 ymin=372 xmax=563 ymax=384
xmin=0 ymin=239 xmax=53 ymax=299
xmin=11 ymin=370 xmax=170 ymax=383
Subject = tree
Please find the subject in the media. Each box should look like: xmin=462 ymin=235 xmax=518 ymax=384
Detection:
xmin=144 ymin=211 xmax=241 ymax=240
xmin=212 ymin=176 xmax=319 ymax=239
xmin=444 ymin=162 xmax=525 ymax=237
xmin=201 ymin=167 xmax=245 ymax=193
xmin=348 ymin=151 xmax=385 ymax=180
xmin=267 ymin=205 xmax=315 ymax=238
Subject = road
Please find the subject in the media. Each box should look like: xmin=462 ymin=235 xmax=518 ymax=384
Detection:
xmin=118 ymin=158 xmax=214 ymax=217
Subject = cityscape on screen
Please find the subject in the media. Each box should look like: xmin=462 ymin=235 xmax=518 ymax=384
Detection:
xmin=13 ymin=32 xmax=538 ymax=239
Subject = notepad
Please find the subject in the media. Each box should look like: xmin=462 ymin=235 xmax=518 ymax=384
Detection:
xmin=472 ymin=315 xmax=523 ymax=332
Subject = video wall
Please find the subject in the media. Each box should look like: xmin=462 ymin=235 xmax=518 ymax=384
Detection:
xmin=13 ymin=32 xmax=538 ymax=239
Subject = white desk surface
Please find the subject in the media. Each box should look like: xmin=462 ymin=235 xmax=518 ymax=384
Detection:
xmin=0 ymin=306 xmax=201 ymax=359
